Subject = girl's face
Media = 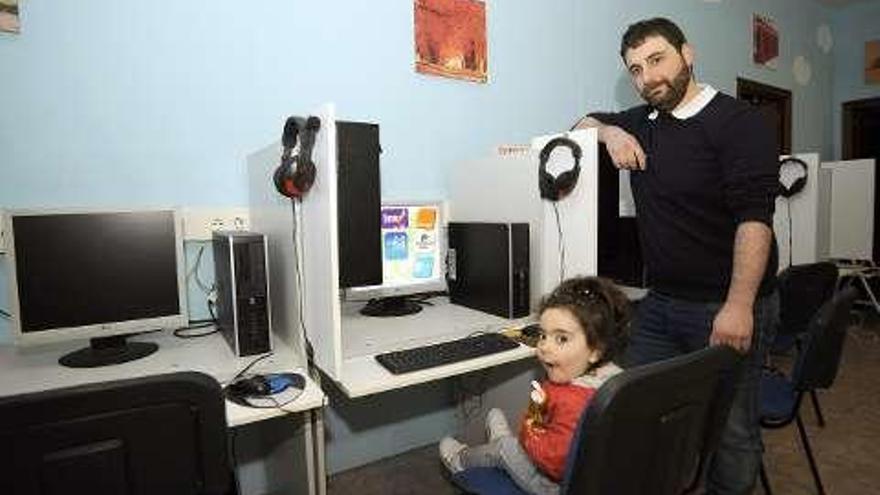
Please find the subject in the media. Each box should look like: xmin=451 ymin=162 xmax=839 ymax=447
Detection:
xmin=537 ymin=307 xmax=601 ymax=383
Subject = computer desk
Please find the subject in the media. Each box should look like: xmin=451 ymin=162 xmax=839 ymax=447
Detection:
xmin=331 ymin=286 xmax=648 ymax=399
xmin=0 ymin=330 xmax=328 ymax=495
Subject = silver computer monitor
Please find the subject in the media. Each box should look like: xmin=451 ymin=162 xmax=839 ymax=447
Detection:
xmin=345 ymin=201 xmax=447 ymax=316
xmin=3 ymin=208 xmax=188 ymax=367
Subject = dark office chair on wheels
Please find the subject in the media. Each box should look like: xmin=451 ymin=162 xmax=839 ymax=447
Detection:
xmin=771 ymin=261 xmax=839 ymax=427
xmin=759 ymin=286 xmax=858 ymax=495
xmin=0 ymin=371 xmax=235 ymax=495
xmin=451 ymin=346 xmax=741 ymax=495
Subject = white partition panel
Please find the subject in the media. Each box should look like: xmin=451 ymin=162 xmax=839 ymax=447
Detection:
xmin=531 ymin=130 xmax=599 ymax=297
xmin=248 ymin=103 xmax=343 ymax=380
xmin=299 ymin=103 xmax=343 ymax=379
xmin=448 ymin=129 xmax=598 ymax=305
xmin=821 ymin=159 xmax=875 ymax=261
xmin=774 ymin=153 xmax=821 ymax=270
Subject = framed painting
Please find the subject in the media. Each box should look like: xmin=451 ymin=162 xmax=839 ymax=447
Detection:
xmin=866 ymin=40 xmax=880 ymax=85
xmin=0 ymin=0 xmax=19 ymax=34
xmin=753 ymin=14 xmax=779 ymax=69
xmin=414 ymin=0 xmax=487 ymax=83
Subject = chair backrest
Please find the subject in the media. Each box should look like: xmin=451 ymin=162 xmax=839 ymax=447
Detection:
xmin=560 ymin=346 xmax=741 ymax=495
xmin=792 ymin=286 xmax=858 ymax=391
xmin=777 ymin=262 xmax=839 ymax=337
xmin=0 ymin=371 xmax=233 ymax=495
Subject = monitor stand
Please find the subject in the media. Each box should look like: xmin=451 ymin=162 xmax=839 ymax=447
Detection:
xmin=360 ymin=296 xmax=423 ymax=317
xmin=59 ymin=335 xmax=159 ymax=368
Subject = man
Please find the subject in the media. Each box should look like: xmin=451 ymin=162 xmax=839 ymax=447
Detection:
xmin=574 ymin=18 xmax=779 ymax=494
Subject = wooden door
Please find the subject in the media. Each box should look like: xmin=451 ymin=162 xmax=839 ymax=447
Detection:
xmin=843 ymin=97 xmax=880 ymax=262
xmin=737 ymin=78 xmax=792 ymax=155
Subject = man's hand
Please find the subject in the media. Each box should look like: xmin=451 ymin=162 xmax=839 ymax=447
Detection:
xmin=598 ymin=125 xmax=646 ymax=170
xmin=709 ymin=302 xmax=754 ymax=353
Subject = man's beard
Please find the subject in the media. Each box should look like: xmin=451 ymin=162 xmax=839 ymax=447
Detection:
xmin=641 ymin=62 xmax=692 ymax=112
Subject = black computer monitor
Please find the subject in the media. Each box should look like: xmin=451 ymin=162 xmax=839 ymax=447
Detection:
xmin=4 ymin=209 xmax=188 ymax=367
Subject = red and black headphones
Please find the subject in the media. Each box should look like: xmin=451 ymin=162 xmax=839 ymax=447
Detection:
xmin=273 ymin=116 xmax=321 ymax=199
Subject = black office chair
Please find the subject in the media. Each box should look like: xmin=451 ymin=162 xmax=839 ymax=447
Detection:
xmin=0 ymin=371 xmax=235 ymax=495
xmin=759 ymin=286 xmax=858 ymax=495
xmin=773 ymin=261 xmax=839 ymax=355
xmin=772 ymin=261 xmax=839 ymax=427
xmin=451 ymin=346 xmax=741 ymax=495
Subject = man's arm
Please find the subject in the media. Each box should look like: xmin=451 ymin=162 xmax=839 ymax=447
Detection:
xmin=573 ymin=116 xmax=646 ymax=170
xmin=710 ymin=221 xmax=772 ymax=352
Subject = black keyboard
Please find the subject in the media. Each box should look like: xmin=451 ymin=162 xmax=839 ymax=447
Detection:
xmin=375 ymin=333 xmax=520 ymax=374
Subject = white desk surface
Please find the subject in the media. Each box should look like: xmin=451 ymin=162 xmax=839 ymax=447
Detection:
xmin=0 ymin=329 xmax=326 ymax=427
xmin=332 ymin=287 xmax=646 ymax=398
xmin=335 ymin=298 xmax=535 ymax=398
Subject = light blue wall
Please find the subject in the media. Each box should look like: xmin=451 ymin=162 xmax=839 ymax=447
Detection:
xmin=832 ymin=1 xmax=880 ymax=157
xmin=0 ymin=0 xmax=864 ymax=474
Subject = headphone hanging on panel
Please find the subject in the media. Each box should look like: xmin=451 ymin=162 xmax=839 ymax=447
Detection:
xmin=273 ymin=116 xmax=321 ymax=199
xmin=778 ymin=156 xmax=808 ymax=198
xmin=538 ymin=137 xmax=582 ymax=201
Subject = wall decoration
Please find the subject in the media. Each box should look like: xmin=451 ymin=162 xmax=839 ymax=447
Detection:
xmin=793 ymin=56 xmax=812 ymax=86
xmin=867 ymin=40 xmax=880 ymax=85
xmin=753 ymin=14 xmax=779 ymax=69
xmin=414 ymin=0 xmax=487 ymax=83
xmin=817 ymin=24 xmax=833 ymax=54
xmin=0 ymin=0 xmax=20 ymax=34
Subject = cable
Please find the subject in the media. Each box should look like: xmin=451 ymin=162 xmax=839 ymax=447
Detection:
xmin=173 ymin=322 xmax=218 ymax=338
xmin=0 ymin=309 xmax=11 ymax=319
xmin=553 ymin=201 xmax=566 ymax=283
xmin=226 ymin=352 xmax=275 ymax=386
xmin=186 ymin=242 xmax=215 ymax=295
xmin=291 ymin=199 xmax=317 ymax=376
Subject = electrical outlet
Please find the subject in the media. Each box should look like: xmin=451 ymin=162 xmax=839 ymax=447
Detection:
xmin=182 ymin=207 xmax=250 ymax=240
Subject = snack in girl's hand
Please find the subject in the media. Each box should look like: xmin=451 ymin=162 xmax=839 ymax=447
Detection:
xmin=527 ymin=380 xmax=547 ymax=427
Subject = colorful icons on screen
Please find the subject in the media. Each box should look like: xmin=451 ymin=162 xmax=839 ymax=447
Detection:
xmin=380 ymin=205 xmax=440 ymax=284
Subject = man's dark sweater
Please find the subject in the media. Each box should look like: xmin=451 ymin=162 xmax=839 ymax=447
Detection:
xmin=591 ymin=91 xmax=779 ymax=302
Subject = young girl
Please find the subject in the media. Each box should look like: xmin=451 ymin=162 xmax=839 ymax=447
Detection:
xmin=439 ymin=276 xmax=631 ymax=495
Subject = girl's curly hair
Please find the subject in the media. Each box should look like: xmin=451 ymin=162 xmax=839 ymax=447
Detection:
xmin=538 ymin=276 xmax=631 ymax=373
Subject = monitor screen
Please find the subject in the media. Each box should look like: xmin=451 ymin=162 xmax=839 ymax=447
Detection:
xmin=6 ymin=210 xmax=187 ymax=349
xmin=346 ymin=202 xmax=447 ymax=316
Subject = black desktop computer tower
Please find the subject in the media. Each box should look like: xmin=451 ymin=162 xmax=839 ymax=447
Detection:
xmin=212 ymin=231 xmax=272 ymax=357
xmin=337 ymin=121 xmax=383 ymax=289
xmin=447 ymin=222 xmax=530 ymax=319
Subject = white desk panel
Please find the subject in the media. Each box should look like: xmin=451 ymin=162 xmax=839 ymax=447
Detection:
xmin=0 ymin=330 xmax=326 ymax=425
xmin=335 ymin=298 xmax=535 ymax=398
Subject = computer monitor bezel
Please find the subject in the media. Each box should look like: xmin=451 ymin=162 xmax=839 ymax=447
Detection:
xmin=343 ymin=199 xmax=448 ymax=302
xmin=3 ymin=207 xmax=189 ymax=347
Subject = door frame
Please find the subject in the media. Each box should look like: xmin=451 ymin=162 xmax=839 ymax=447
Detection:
xmin=842 ymin=97 xmax=880 ymax=160
xmin=736 ymin=77 xmax=792 ymax=155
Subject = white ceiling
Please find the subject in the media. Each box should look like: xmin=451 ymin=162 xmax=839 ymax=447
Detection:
xmin=814 ymin=0 xmax=880 ymax=8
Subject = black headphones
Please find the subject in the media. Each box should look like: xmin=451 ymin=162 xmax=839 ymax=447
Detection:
xmin=273 ymin=116 xmax=321 ymax=199
xmin=538 ymin=137 xmax=582 ymax=201
xmin=778 ymin=157 xmax=808 ymax=198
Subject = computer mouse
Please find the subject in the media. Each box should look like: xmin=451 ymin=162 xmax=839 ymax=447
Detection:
xmin=228 ymin=375 xmax=271 ymax=397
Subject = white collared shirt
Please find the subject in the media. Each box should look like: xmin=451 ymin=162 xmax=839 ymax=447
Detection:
xmin=648 ymin=84 xmax=718 ymax=120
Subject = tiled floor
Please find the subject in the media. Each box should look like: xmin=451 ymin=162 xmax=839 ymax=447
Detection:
xmin=327 ymin=318 xmax=880 ymax=495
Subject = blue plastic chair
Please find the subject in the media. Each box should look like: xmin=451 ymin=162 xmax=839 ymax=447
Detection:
xmin=451 ymin=346 xmax=741 ymax=495
xmin=759 ymin=286 xmax=858 ymax=495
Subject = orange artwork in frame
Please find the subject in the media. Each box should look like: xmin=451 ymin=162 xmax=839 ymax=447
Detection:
xmin=414 ymin=0 xmax=487 ymax=83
